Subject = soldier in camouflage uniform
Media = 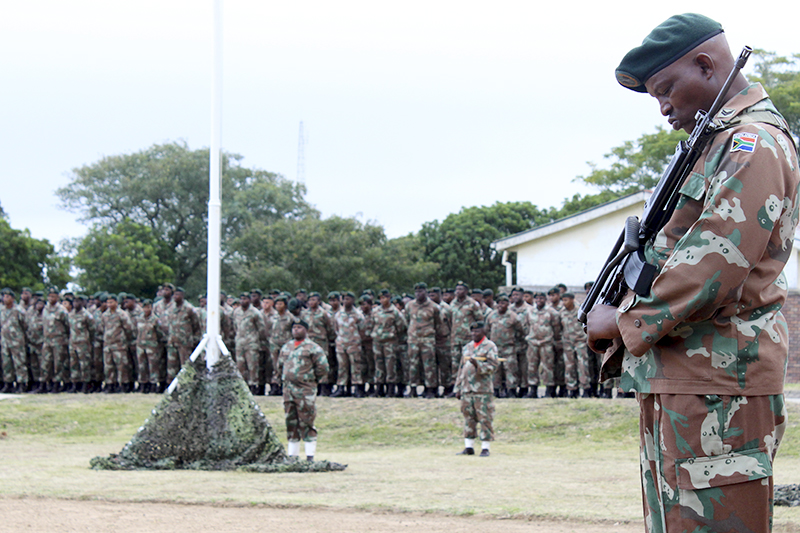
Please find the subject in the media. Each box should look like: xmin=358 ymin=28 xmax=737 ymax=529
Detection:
xmin=509 ymin=287 xmax=531 ymax=397
xmin=485 ymin=294 xmax=524 ymax=398
xmin=233 ymin=292 xmax=267 ymax=395
xmin=449 ymin=282 xmax=484 ymax=395
xmin=332 ymin=292 xmax=366 ymax=398
xmin=429 ymin=288 xmax=453 ymax=397
xmin=42 ymin=287 xmax=70 ymax=392
xmin=26 ymin=295 xmax=44 ymax=390
xmin=301 ymin=292 xmax=336 ymax=396
xmin=587 ymin=14 xmax=800 ymax=532
xmin=358 ymin=295 xmax=376 ymax=393
xmin=166 ymin=287 xmax=202 ymax=382
xmin=89 ymin=293 xmax=108 ymax=393
xmin=370 ymin=289 xmax=407 ymax=398
xmin=154 ymin=283 xmax=175 ymax=385
xmin=546 ymin=287 xmax=566 ymax=397
xmin=404 ymin=282 xmax=443 ymax=399
xmin=277 ymin=320 xmax=330 ymax=461
xmin=1 ymin=288 xmax=28 ymax=393
xmin=67 ymin=295 xmax=94 ymax=393
xmin=99 ymin=295 xmax=135 ymax=392
xmin=558 ymin=293 xmax=585 ymax=398
xmin=269 ymin=295 xmax=294 ymax=396
xmin=454 ymin=321 xmax=498 ymax=457
xmin=136 ymin=299 xmax=164 ymax=393
xmin=392 ymin=295 xmax=408 ymax=398
xmin=521 ymin=292 xmax=557 ymax=398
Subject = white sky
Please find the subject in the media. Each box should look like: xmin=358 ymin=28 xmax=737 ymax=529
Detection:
xmin=2 ymin=0 xmax=798 ymax=247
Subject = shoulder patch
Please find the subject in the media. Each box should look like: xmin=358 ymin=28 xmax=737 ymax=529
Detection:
xmin=731 ymin=132 xmax=758 ymax=153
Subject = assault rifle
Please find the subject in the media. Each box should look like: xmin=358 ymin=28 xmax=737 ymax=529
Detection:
xmin=578 ymin=46 xmax=752 ymax=348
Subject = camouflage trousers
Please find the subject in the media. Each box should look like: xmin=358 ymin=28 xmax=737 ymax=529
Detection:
xmin=492 ymin=345 xmax=519 ymax=389
xmin=2 ymin=342 xmax=27 ymax=384
xmin=397 ymin=343 xmax=408 ymax=385
xmin=137 ymin=345 xmax=164 ymax=384
xmin=460 ymin=393 xmax=494 ymax=441
xmin=436 ymin=342 xmax=452 ymax=387
xmin=104 ymin=345 xmax=132 ymax=384
xmin=269 ymin=343 xmax=284 ymax=385
xmin=373 ymin=339 xmax=398 ymax=384
xmin=311 ymin=338 xmax=336 ymax=386
xmin=450 ymin=339 xmax=470 ymax=385
xmin=259 ymin=347 xmax=271 ymax=386
xmin=560 ymin=342 xmax=578 ymax=390
xmin=638 ymin=393 xmax=785 ymax=533
xmin=284 ymin=390 xmax=318 ymax=442
xmin=167 ymin=342 xmax=193 ymax=382
xmin=27 ymin=342 xmax=42 ymax=382
xmin=69 ymin=342 xmax=92 ymax=382
xmin=408 ymin=339 xmax=437 ymax=388
xmin=573 ymin=342 xmax=592 ymax=389
xmin=526 ymin=341 xmax=554 ymax=387
xmin=553 ymin=343 xmax=565 ymax=387
xmin=514 ymin=342 xmax=528 ymax=385
xmin=42 ymin=340 xmax=69 ymax=383
xmin=361 ymin=340 xmax=375 ymax=384
xmin=236 ymin=346 xmax=260 ymax=386
xmin=336 ymin=341 xmax=363 ymax=386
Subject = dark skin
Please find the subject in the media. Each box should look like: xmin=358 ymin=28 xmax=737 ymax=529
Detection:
xmin=562 ymin=296 xmax=575 ymax=311
xmin=240 ymin=295 xmax=251 ymax=311
xmin=415 ymin=288 xmax=428 ymax=305
xmin=343 ymin=295 xmax=355 ymax=311
xmin=455 ymin=285 xmax=468 ymax=302
xmin=534 ymin=294 xmax=546 ymax=310
xmin=292 ymin=323 xmax=308 ymax=341
xmin=496 ymin=299 xmax=509 ymax=314
xmin=587 ymin=34 xmax=749 ymax=352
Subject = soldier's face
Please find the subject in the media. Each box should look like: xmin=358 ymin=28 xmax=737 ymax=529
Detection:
xmin=344 ymin=295 xmax=355 ymax=308
xmin=380 ymin=295 xmax=390 ymax=307
xmin=548 ymin=293 xmax=560 ymax=306
xmin=275 ymin=300 xmax=286 ymax=312
xmin=292 ymin=324 xmax=307 ymax=340
xmin=47 ymin=293 xmax=58 ymax=305
xmin=645 ymin=53 xmax=717 ymax=134
xmin=510 ymin=291 xmax=521 ymax=304
xmin=143 ymin=304 xmax=152 ymax=317
xmin=497 ymin=300 xmax=509 ymax=313
xmin=3 ymin=294 xmax=13 ymax=306
xmin=240 ymin=296 xmax=250 ymax=309
xmin=470 ymin=327 xmax=484 ymax=343
xmin=455 ymin=286 xmax=467 ymax=299
xmin=562 ymin=296 xmax=575 ymax=310
xmin=108 ymin=299 xmax=118 ymax=311
xmin=535 ymin=295 xmax=546 ymax=309
xmin=74 ymin=299 xmax=84 ymax=311
xmin=523 ymin=293 xmax=533 ymax=305
xmin=308 ymin=296 xmax=320 ymax=309
xmin=174 ymin=292 xmax=184 ymax=305
xmin=415 ymin=289 xmax=427 ymax=303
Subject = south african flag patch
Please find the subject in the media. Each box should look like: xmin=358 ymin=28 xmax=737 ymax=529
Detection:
xmin=731 ymin=132 xmax=758 ymax=153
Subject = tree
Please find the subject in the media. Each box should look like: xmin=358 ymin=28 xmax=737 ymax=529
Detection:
xmin=230 ymin=216 xmax=437 ymax=295
xmin=418 ymin=202 xmax=554 ymax=290
xmin=749 ymin=49 xmax=800 ymax=139
xmin=73 ymin=219 xmax=175 ymax=296
xmin=57 ymin=141 xmax=317 ymax=296
xmin=0 ymin=216 xmax=70 ymax=291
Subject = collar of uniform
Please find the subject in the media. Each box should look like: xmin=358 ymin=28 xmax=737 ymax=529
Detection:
xmin=714 ymin=83 xmax=768 ymax=125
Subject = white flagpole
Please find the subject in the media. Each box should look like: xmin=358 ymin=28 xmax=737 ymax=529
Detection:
xmin=206 ymin=0 xmax=223 ymax=368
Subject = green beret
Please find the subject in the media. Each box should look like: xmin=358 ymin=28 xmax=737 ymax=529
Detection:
xmin=163 ymin=283 xmax=176 ymax=291
xmin=175 ymin=287 xmax=185 ymax=294
xmin=142 ymin=298 xmax=153 ymax=305
xmin=470 ymin=321 xmax=485 ymax=330
xmin=294 ymin=319 xmax=309 ymax=330
xmin=275 ymin=294 xmax=288 ymax=303
xmin=496 ymin=294 xmax=509 ymax=302
xmin=482 ymin=289 xmax=494 ymax=297
xmin=523 ymin=289 xmax=534 ymax=295
xmin=391 ymin=295 xmax=402 ymax=303
xmin=444 ymin=288 xmax=455 ymax=294
xmin=288 ymin=298 xmax=301 ymax=311
xmin=239 ymin=292 xmax=250 ymax=299
xmin=343 ymin=291 xmax=356 ymax=299
xmin=327 ymin=291 xmax=340 ymax=299
xmin=309 ymin=291 xmax=321 ymax=299
xmin=547 ymin=287 xmax=560 ymax=295
xmin=76 ymin=294 xmax=87 ymax=301
xmin=47 ymin=286 xmax=59 ymax=295
xmin=34 ymin=290 xmax=44 ymax=298
xmin=455 ymin=280 xmax=469 ymax=289
xmin=615 ymin=13 xmax=723 ymax=92
xmin=562 ymin=292 xmax=575 ymax=299
xmin=379 ymin=289 xmax=391 ymax=297
xmin=429 ymin=287 xmax=441 ymax=294
xmin=1 ymin=288 xmax=14 ymax=297
xmin=413 ymin=282 xmax=427 ymax=291
xmin=471 ymin=288 xmax=482 ymax=295
xmin=296 ymin=288 xmax=307 ymax=295
xmin=21 ymin=287 xmax=32 ymax=293
xmin=250 ymin=288 xmax=262 ymax=296
xmin=107 ymin=294 xmax=119 ymax=302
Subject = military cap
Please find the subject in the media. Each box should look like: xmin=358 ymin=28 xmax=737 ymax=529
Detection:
xmin=250 ymin=288 xmax=262 ymax=296
xmin=471 ymin=288 xmax=483 ymax=295
xmin=482 ymin=289 xmax=494 ymax=297
xmin=175 ymin=287 xmax=185 ymax=294
xmin=275 ymin=294 xmax=288 ymax=303
xmin=523 ymin=289 xmax=534 ymax=295
xmin=342 ymin=291 xmax=356 ymax=299
xmin=444 ymin=288 xmax=455 ymax=294
xmin=470 ymin=321 xmax=485 ymax=330
xmin=413 ymin=282 xmax=427 ymax=290
xmin=269 ymin=288 xmax=281 ymax=295
xmin=309 ymin=291 xmax=321 ymax=299
xmin=288 ymin=298 xmax=301 ymax=311
xmin=511 ymin=286 xmax=524 ymax=293
xmin=547 ymin=287 xmax=560 ymax=295
xmin=496 ymin=293 xmax=509 ymax=302
xmin=293 ymin=319 xmax=309 ymax=330
xmin=76 ymin=294 xmax=87 ymax=301
xmin=327 ymin=291 xmax=340 ymax=299
xmin=34 ymin=290 xmax=44 ymax=298
xmin=1 ymin=287 xmax=15 ymax=297
xmin=296 ymin=288 xmax=307 ymax=294
xmin=455 ymin=280 xmax=469 ymax=289
xmin=106 ymin=294 xmax=119 ymax=302
xmin=391 ymin=295 xmax=402 ymax=303
xmin=125 ymin=293 xmax=136 ymax=300
xmin=163 ymin=283 xmax=176 ymax=291
xmin=142 ymin=298 xmax=153 ymax=305
xmin=615 ymin=13 xmax=723 ymax=93
xmin=21 ymin=287 xmax=32 ymax=293
xmin=379 ymin=288 xmax=391 ymax=297
xmin=262 ymin=293 xmax=275 ymax=301
xmin=402 ymin=293 xmax=414 ymax=300
xmin=239 ymin=292 xmax=251 ymax=299
xmin=429 ymin=287 xmax=441 ymax=294
xmin=562 ymin=292 xmax=575 ymax=299
xmin=361 ymin=289 xmax=374 ymax=296
xmin=533 ymin=291 xmax=546 ymax=298
xmin=47 ymin=286 xmax=59 ymax=295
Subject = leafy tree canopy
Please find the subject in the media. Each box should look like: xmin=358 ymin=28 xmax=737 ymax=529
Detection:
xmin=749 ymin=49 xmax=800 ymax=139
xmin=0 ymin=217 xmax=70 ymax=292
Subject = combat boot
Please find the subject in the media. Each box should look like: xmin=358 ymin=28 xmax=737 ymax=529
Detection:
xmin=65 ymin=382 xmax=77 ymax=394
xmin=544 ymin=385 xmax=557 ymax=398
xmin=524 ymin=386 xmax=538 ymax=398
xmin=367 ymin=384 xmax=379 ymax=398
xmin=353 ymin=384 xmax=366 ymax=398
xmin=0 ymin=383 xmax=12 ymax=394
xmin=249 ymin=384 xmax=258 ymax=395
xmin=581 ymin=387 xmax=593 ymax=398
xmin=456 ymin=447 xmax=475 ymax=455
xmin=157 ymin=382 xmax=167 ymax=393
xmin=498 ymin=387 xmax=508 ymax=399
xmin=517 ymin=387 xmax=528 ymax=398
xmin=568 ymin=389 xmax=578 ymax=399
xmin=331 ymin=385 xmax=347 ymax=398
xmin=75 ymin=382 xmax=85 ymax=393
xmin=121 ymin=382 xmax=132 ymax=393
xmin=422 ymin=387 xmax=436 ymax=399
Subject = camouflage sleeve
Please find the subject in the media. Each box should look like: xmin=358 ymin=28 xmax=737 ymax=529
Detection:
xmin=312 ymin=343 xmax=330 ymax=384
xmin=277 ymin=343 xmax=288 ymax=380
xmin=618 ymin=122 xmax=799 ymax=356
xmin=395 ymin=308 xmax=407 ymax=336
xmin=473 ymin=341 xmax=498 ymax=376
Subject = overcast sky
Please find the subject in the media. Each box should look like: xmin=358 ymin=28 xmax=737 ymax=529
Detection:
xmin=2 ymin=0 xmax=798 ymax=248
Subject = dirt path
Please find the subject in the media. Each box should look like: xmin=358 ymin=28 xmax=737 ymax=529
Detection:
xmin=0 ymin=498 xmax=640 ymax=533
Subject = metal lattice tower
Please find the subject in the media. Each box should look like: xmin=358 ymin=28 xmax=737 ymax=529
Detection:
xmin=296 ymin=121 xmax=305 ymax=184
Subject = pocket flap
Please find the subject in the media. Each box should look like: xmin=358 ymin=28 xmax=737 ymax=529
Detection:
xmin=675 ymin=448 xmax=772 ymax=490
xmin=678 ymin=172 xmax=706 ymax=202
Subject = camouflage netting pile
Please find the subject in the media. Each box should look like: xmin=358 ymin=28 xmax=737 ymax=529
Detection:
xmin=775 ymin=484 xmax=800 ymax=506
xmin=90 ymin=355 xmax=346 ymax=473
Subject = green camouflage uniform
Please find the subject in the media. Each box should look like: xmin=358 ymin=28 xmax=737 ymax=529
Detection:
xmin=269 ymin=311 xmax=295 ymax=386
xmin=454 ymin=337 xmax=498 ymax=441
xmin=1 ymin=303 xmax=28 ymax=386
xmin=99 ymin=308 xmax=135 ymax=385
xmin=153 ymin=298 xmax=173 ymax=384
xmin=301 ymin=306 xmax=336 ymax=384
xmin=25 ymin=305 xmax=43 ymax=383
xmin=510 ymin=300 xmax=531 ymax=386
xmin=611 ymin=84 xmax=799 ymax=532
xmin=233 ymin=304 xmax=267 ymax=387
xmin=42 ymin=302 xmax=70 ymax=384
xmin=68 ymin=308 xmax=94 ymax=383
xmin=333 ymin=307 xmax=366 ymax=386
xmin=277 ymin=338 xmax=330 ymax=442
xmin=548 ymin=301 xmax=566 ymax=389
xmin=559 ymin=305 xmax=586 ymax=391
xmin=135 ymin=313 xmax=163 ymax=384
xmin=370 ymin=303 xmax=407 ymax=385
xmin=404 ymin=299 xmax=442 ymax=388
xmin=449 ymin=297 xmax=484 ymax=383
xmin=435 ymin=301 xmax=453 ymax=388
xmin=91 ymin=306 xmax=106 ymax=384
xmin=485 ymin=308 xmax=524 ymax=389
xmin=166 ymin=301 xmax=201 ymax=381
xmin=521 ymin=305 xmax=556 ymax=387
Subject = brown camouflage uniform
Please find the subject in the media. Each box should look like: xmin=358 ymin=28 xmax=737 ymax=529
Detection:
xmin=277 ymin=338 xmax=330 ymax=442
xmin=454 ymin=336 xmax=498 ymax=442
xmin=1 ymin=303 xmax=28 ymax=386
xmin=99 ymin=308 xmax=135 ymax=385
xmin=485 ymin=307 xmax=524 ymax=390
xmin=42 ymin=301 xmax=70 ymax=384
xmin=68 ymin=308 xmax=94 ymax=383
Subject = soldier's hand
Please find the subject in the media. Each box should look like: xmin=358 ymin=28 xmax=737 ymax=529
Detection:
xmin=469 ymin=357 xmax=478 ymax=367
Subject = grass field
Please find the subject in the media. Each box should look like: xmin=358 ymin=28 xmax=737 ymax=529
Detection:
xmin=2 ymin=393 xmax=800 ymax=528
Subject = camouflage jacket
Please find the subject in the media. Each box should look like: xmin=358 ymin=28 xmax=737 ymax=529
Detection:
xmin=616 ymin=85 xmax=800 ymax=396
xmin=234 ymin=305 xmax=267 ymax=352
xmin=454 ymin=336 xmax=498 ymax=395
xmin=277 ymin=338 xmax=330 ymax=396
xmin=99 ymin=308 xmax=134 ymax=350
xmin=1 ymin=304 xmax=27 ymax=347
xmin=404 ymin=298 xmax=442 ymax=344
xmin=135 ymin=313 xmax=162 ymax=349
xmin=68 ymin=308 xmax=94 ymax=347
xmin=301 ymin=306 xmax=335 ymax=343
xmin=270 ymin=311 xmax=295 ymax=348
xmin=333 ymin=307 xmax=365 ymax=347
xmin=485 ymin=308 xmax=523 ymax=350
xmin=559 ymin=305 xmax=587 ymax=346
xmin=168 ymin=301 xmax=201 ymax=346
xmin=43 ymin=302 xmax=69 ymax=344
xmin=435 ymin=300 xmax=451 ymax=344
xmin=370 ymin=304 xmax=407 ymax=342
xmin=25 ymin=306 xmax=43 ymax=345
xmin=449 ymin=297 xmax=484 ymax=343
xmin=522 ymin=305 xmax=557 ymax=347
xmin=153 ymin=298 xmax=173 ymax=339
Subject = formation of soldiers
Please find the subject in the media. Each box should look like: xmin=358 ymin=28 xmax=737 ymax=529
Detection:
xmin=0 ymin=281 xmax=615 ymax=399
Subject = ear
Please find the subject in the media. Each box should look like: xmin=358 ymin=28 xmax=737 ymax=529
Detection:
xmin=694 ymin=53 xmax=715 ymax=80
